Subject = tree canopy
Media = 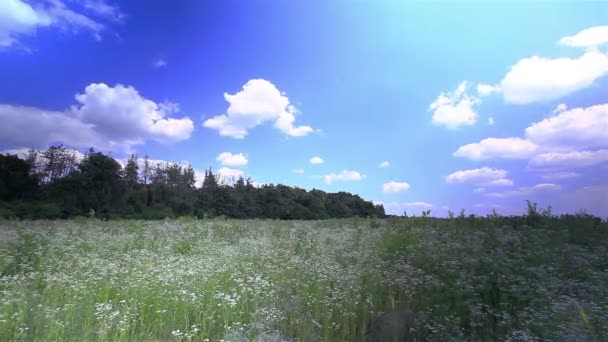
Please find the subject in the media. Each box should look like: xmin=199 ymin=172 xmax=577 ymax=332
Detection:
xmin=0 ymin=146 xmax=385 ymax=220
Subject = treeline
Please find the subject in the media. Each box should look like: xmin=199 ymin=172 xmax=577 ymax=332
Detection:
xmin=0 ymin=146 xmax=385 ymax=220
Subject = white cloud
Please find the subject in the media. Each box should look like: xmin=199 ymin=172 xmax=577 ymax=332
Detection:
xmin=487 ymin=183 xmax=561 ymax=198
xmin=477 ymin=83 xmax=500 ymax=97
xmin=541 ymin=172 xmax=581 ymax=180
xmin=203 ymin=79 xmax=314 ymax=138
xmin=0 ymin=104 xmax=106 ymax=149
xmin=324 ymin=170 xmax=364 ymax=185
xmin=445 ymin=167 xmax=513 ymax=187
xmin=378 ymin=161 xmax=390 ymax=168
xmin=404 ymin=201 xmax=432 ymax=208
xmin=552 ymin=103 xmax=568 ymax=115
xmin=216 ymin=152 xmax=248 ymax=167
xmin=216 ymin=167 xmax=245 ymax=182
xmin=525 ymin=103 xmax=608 ymax=150
xmin=529 ymin=149 xmax=608 ymax=169
xmin=473 ymin=187 xmax=486 ymax=193
xmin=500 ymin=51 xmax=608 ymax=104
xmin=0 ymin=0 xmax=122 ymax=48
xmin=488 ymin=117 xmax=495 ymax=125
xmin=309 ymin=156 xmax=324 ymax=164
xmin=0 ymin=83 xmax=193 ymax=150
xmin=382 ymin=181 xmax=410 ymax=194
xmin=486 ymin=178 xmax=515 ymax=186
xmin=293 ymin=169 xmax=304 ymax=174
xmin=429 ymin=81 xmax=479 ymax=129
xmin=153 ymin=58 xmax=166 ymax=68
xmin=73 ymin=83 xmax=193 ymax=144
xmin=454 ymin=137 xmax=538 ymax=160
xmin=559 ymin=26 xmax=608 ymax=48
xmin=0 ymin=0 xmax=51 ymax=47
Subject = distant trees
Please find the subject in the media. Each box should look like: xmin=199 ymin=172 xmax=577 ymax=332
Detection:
xmin=0 ymin=146 xmax=385 ymax=220
xmin=0 ymin=154 xmax=38 ymax=201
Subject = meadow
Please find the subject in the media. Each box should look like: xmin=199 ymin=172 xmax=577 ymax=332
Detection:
xmin=0 ymin=213 xmax=606 ymax=341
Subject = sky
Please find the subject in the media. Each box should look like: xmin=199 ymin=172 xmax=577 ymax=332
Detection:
xmin=0 ymin=0 xmax=607 ymax=217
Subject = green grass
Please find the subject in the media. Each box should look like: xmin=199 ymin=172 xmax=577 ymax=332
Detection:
xmin=0 ymin=216 xmax=606 ymax=341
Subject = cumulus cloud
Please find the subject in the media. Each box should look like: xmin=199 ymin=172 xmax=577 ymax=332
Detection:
xmin=0 ymin=104 xmax=106 ymax=149
xmin=378 ymin=161 xmax=390 ymax=168
xmin=473 ymin=187 xmax=486 ymax=193
xmin=525 ymin=103 xmax=608 ymax=150
xmin=0 ymin=0 xmax=122 ymax=48
xmin=488 ymin=117 xmax=495 ymax=125
xmin=477 ymin=83 xmax=500 ymax=97
xmin=486 ymin=183 xmax=561 ymax=198
xmin=454 ymin=137 xmax=538 ymax=160
xmin=324 ymin=170 xmax=364 ymax=185
xmin=73 ymin=83 xmax=193 ymax=144
xmin=309 ymin=156 xmax=324 ymax=164
xmin=0 ymin=83 xmax=194 ymax=151
xmin=559 ymin=25 xmax=608 ymax=48
xmin=203 ymin=79 xmax=314 ymax=138
xmin=529 ymin=149 xmax=608 ymax=169
xmin=382 ymin=181 xmax=410 ymax=194
xmin=456 ymin=102 xmax=608 ymax=169
xmin=445 ymin=167 xmax=513 ymax=187
xmin=429 ymin=81 xmax=479 ymax=129
xmin=293 ymin=169 xmax=304 ymax=174
xmin=216 ymin=152 xmax=248 ymax=167
xmin=500 ymin=51 xmax=608 ymax=104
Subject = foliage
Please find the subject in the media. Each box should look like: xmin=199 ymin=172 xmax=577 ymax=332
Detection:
xmin=0 ymin=215 xmax=606 ymax=341
xmin=0 ymin=146 xmax=384 ymax=220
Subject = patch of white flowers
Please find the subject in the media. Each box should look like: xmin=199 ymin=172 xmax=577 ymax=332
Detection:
xmin=0 ymin=218 xmax=606 ymax=340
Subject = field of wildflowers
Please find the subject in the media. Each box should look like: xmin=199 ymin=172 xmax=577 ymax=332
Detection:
xmin=0 ymin=214 xmax=606 ymax=341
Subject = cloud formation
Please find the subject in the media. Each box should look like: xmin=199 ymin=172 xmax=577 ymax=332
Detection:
xmin=324 ymin=170 xmax=364 ymax=185
xmin=309 ymin=156 xmax=324 ymax=164
xmin=455 ymin=102 xmax=608 ymax=169
xmin=0 ymin=0 xmax=123 ymax=48
xmin=529 ymin=150 xmax=608 ymax=169
xmin=203 ymin=79 xmax=314 ymax=139
xmin=454 ymin=137 xmax=538 ymax=160
xmin=500 ymin=51 xmax=608 ymax=104
xmin=446 ymin=167 xmax=513 ymax=187
xmin=0 ymin=83 xmax=194 ymax=151
xmin=382 ymin=181 xmax=410 ymax=194
xmin=559 ymin=25 xmax=608 ymax=48
xmin=378 ymin=161 xmax=390 ymax=168
xmin=429 ymin=81 xmax=479 ymax=129
xmin=216 ymin=152 xmax=248 ymax=167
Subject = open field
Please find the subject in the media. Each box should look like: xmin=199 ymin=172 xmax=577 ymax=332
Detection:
xmin=0 ymin=216 xmax=607 ymax=341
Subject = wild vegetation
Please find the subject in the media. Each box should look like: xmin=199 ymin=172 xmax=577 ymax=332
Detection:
xmin=0 ymin=146 xmax=385 ymax=220
xmin=0 ymin=209 xmax=606 ymax=341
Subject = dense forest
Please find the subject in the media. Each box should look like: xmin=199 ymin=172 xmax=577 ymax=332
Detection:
xmin=0 ymin=146 xmax=385 ymax=220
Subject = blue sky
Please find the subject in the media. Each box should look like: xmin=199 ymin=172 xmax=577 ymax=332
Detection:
xmin=1 ymin=0 xmax=607 ymax=217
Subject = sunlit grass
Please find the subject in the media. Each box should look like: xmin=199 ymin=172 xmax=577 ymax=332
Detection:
xmin=0 ymin=216 xmax=606 ymax=341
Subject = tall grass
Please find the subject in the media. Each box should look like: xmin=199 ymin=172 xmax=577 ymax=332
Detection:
xmin=0 ymin=213 xmax=606 ymax=341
